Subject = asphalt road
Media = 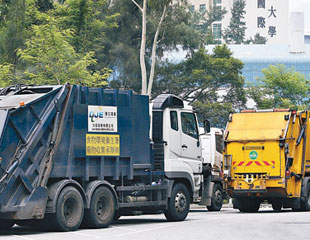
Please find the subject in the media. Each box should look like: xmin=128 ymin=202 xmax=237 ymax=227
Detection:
xmin=1 ymin=205 xmax=310 ymax=240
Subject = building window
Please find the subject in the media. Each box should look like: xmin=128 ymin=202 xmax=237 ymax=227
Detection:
xmin=212 ymin=23 xmax=222 ymax=39
xmin=213 ymin=0 xmax=222 ymax=5
xmin=199 ymin=4 xmax=206 ymax=12
xmin=189 ymin=5 xmax=195 ymax=12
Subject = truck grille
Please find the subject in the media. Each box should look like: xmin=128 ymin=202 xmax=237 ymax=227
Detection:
xmin=234 ymin=173 xmax=268 ymax=180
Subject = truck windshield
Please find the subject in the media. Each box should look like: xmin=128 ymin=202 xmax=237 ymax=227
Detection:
xmin=215 ymin=134 xmax=223 ymax=153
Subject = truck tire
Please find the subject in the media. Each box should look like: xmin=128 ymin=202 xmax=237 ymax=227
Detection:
xmin=271 ymin=201 xmax=282 ymax=211
xmin=236 ymin=198 xmax=260 ymax=213
xmin=164 ymin=183 xmax=190 ymax=221
xmin=83 ymin=186 xmax=115 ymax=228
xmin=0 ymin=220 xmax=14 ymax=230
xmin=300 ymin=181 xmax=310 ymax=211
xmin=207 ymin=183 xmax=223 ymax=211
xmin=51 ymin=186 xmax=84 ymax=231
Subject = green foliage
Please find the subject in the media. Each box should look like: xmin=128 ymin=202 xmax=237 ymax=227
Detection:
xmin=17 ymin=20 xmax=110 ymax=86
xmin=155 ymin=45 xmax=246 ymax=127
xmin=248 ymin=65 xmax=310 ymax=109
xmin=0 ymin=0 xmax=115 ymax=87
xmin=245 ymin=33 xmax=267 ymax=44
xmin=53 ymin=0 xmax=119 ymax=53
xmin=0 ymin=64 xmax=15 ymax=87
xmin=193 ymin=5 xmax=227 ymax=45
xmin=101 ymin=0 xmax=203 ymax=92
xmin=223 ymin=0 xmax=246 ymax=44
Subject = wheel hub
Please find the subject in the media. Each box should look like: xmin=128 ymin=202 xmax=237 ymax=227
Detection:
xmin=96 ymin=196 xmax=108 ymax=221
xmin=175 ymin=192 xmax=187 ymax=213
xmin=64 ymin=198 xmax=76 ymax=222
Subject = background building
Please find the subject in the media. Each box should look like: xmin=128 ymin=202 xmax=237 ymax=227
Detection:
xmin=188 ymin=0 xmax=289 ymax=44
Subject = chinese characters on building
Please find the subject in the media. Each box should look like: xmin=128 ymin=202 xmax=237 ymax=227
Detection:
xmin=257 ymin=0 xmax=277 ymax=38
xmin=86 ymin=134 xmax=120 ymax=156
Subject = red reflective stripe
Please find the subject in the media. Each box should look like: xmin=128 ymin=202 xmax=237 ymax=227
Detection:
xmin=233 ymin=161 xmax=236 ymax=165
xmin=246 ymin=161 xmax=253 ymax=166
xmin=255 ymin=161 xmax=262 ymax=166
xmin=238 ymin=161 xmax=245 ymax=166
xmin=263 ymin=161 xmax=270 ymax=166
xmin=271 ymin=161 xmax=275 ymax=165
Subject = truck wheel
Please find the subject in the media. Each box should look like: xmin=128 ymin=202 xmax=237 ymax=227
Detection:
xmin=52 ymin=186 xmax=84 ymax=231
xmin=207 ymin=183 xmax=223 ymax=211
xmin=164 ymin=183 xmax=190 ymax=221
xmin=0 ymin=220 xmax=14 ymax=230
xmin=300 ymin=181 xmax=310 ymax=211
xmin=236 ymin=198 xmax=260 ymax=213
xmin=271 ymin=201 xmax=282 ymax=211
xmin=83 ymin=186 xmax=115 ymax=228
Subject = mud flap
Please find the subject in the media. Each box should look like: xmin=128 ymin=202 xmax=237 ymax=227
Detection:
xmin=14 ymin=187 xmax=48 ymax=219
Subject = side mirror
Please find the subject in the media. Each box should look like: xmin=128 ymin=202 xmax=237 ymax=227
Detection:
xmin=204 ymin=120 xmax=210 ymax=133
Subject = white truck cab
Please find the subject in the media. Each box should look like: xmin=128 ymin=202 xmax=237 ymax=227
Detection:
xmin=199 ymin=127 xmax=224 ymax=211
xmin=151 ymin=94 xmax=223 ymax=215
xmin=151 ymin=95 xmax=203 ymax=202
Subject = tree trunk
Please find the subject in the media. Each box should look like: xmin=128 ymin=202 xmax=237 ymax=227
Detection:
xmin=139 ymin=0 xmax=148 ymax=95
xmin=147 ymin=5 xmax=167 ymax=96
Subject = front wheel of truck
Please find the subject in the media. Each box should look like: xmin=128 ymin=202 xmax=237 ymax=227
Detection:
xmin=207 ymin=183 xmax=223 ymax=211
xmin=164 ymin=183 xmax=190 ymax=221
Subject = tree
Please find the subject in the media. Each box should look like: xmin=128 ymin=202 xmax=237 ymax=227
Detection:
xmin=154 ymin=45 xmax=246 ymax=127
xmin=102 ymin=0 xmax=201 ymax=94
xmin=17 ymin=19 xmax=111 ymax=86
xmin=248 ymin=65 xmax=310 ymax=109
xmin=0 ymin=0 xmax=115 ymax=87
xmin=0 ymin=64 xmax=15 ymax=87
xmin=193 ymin=5 xmax=227 ymax=45
xmin=53 ymin=0 xmax=119 ymax=54
xmin=245 ymin=33 xmax=267 ymax=44
xmin=223 ymin=0 xmax=246 ymax=44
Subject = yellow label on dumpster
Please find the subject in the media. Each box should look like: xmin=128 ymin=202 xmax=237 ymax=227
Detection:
xmin=86 ymin=134 xmax=120 ymax=156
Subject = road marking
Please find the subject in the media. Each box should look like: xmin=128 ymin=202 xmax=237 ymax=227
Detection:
xmin=203 ymin=216 xmax=231 ymax=220
xmin=71 ymin=231 xmax=101 ymax=239
xmin=117 ymin=225 xmax=173 ymax=237
xmin=111 ymin=226 xmax=137 ymax=231
xmin=13 ymin=235 xmax=34 ymax=240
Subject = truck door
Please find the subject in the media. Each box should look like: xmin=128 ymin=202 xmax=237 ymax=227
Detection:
xmin=167 ymin=110 xmax=181 ymax=158
xmin=180 ymin=112 xmax=201 ymax=173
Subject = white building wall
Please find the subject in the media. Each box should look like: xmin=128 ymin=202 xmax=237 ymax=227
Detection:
xmin=188 ymin=0 xmax=289 ymax=44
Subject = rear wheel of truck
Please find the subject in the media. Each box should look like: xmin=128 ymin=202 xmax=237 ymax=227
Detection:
xmin=0 ymin=220 xmax=14 ymax=230
xmin=52 ymin=186 xmax=84 ymax=231
xmin=300 ymin=180 xmax=310 ymax=211
xmin=164 ymin=183 xmax=190 ymax=221
xmin=236 ymin=198 xmax=260 ymax=213
xmin=207 ymin=183 xmax=223 ymax=211
xmin=83 ymin=186 xmax=115 ymax=228
xmin=271 ymin=201 xmax=282 ymax=211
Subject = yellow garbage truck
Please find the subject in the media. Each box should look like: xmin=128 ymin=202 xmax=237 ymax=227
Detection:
xmin=223 ymin=109 xmax=310 ymax=212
